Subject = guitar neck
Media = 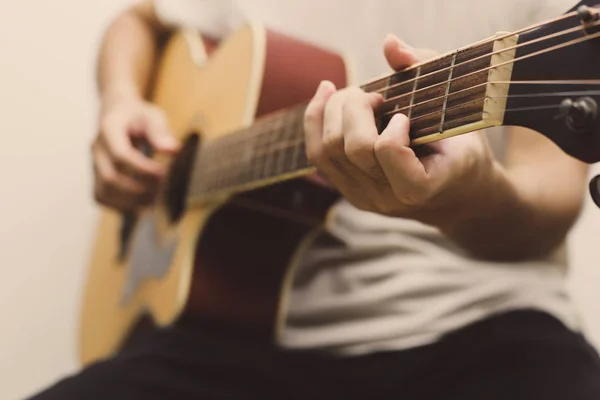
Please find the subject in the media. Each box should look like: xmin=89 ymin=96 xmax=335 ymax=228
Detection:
xmin=187 ymin=104 xmax=312 ymax=202
xmin=185 ymin=31 xmax=522 ymax=204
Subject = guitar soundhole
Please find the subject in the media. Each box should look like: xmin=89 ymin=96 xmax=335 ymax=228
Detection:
xmin=164 ymin=133 xmax=200 ymax=223
xmin=118 ymin=211 xmax=137 ymax=261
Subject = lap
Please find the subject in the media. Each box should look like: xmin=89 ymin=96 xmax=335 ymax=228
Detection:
xmin=28 ymin=310 xmax=600 ymax=400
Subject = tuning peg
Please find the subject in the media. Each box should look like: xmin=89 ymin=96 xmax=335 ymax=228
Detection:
xmin=590 ymin=175 xmax=600 ymax=209
xmin=555 ymin=97 xmax=598 ymax=134
xmin=577 ymin=5 xmax=596 ymax=23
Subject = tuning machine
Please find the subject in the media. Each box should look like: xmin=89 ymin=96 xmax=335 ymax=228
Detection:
xmin=590 ymin=174 xmax=600 ymax=209
xmin=555 ymin=97 xmax=598 ymax=134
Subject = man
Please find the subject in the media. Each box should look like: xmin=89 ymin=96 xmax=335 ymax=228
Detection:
xmin=30 ymin=0 xmax=600 ymax=399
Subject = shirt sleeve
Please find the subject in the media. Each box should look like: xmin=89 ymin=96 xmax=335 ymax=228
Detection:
xmin=153 ymin=0 xmax=247 ymax=39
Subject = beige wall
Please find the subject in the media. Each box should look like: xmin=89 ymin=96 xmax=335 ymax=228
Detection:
xmin=0 ymin=1 xmax=598 ymax=399
xmin=0 ymin=1 xmax=130 ymax=399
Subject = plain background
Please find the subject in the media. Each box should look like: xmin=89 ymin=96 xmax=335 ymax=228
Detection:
xmin=1 ymin=1 xmax=599 ymax=399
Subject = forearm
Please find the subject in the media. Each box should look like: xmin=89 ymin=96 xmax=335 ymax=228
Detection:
xmin=97 ymin=3 xmax=165 ymax=104
xmin=439 ymin=161 xmax=586 ymax=261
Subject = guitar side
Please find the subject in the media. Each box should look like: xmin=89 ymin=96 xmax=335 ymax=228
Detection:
xmin=79 ymin=23 xmax=348 ymax=365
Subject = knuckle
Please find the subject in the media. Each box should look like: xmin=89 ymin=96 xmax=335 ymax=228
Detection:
xmin=323 ymin=119 xmax=343 ymax=136
xmin=398 ymin=188 xmax=430 ymax=207
xmin=99 ymin=114 xmax=118 ymax=135
xmin=346 ymin=87 xmax=364 ymax=97
xmin=101 ymin=169 xmax=118 ymax=187
xmin=111 ymin=149 xmax=129 ymax=168
xmin=323 ymin=125 xmax=342 ymax=142
xmin=373 ymin=137 xmax=393 ymax=154
xmin=329 ymin=89 xmax=345 ymax=102
xmin=305 ymin=147 xmax=322 ymax=165
xmin=304 ymin=105 xmax=320 ymax=125
xmin=345 ymin=138 xmax=373 ymax=161
xmin=148 ymin=106 xmax=168 ymax=124
xmin=94 ymin=181 xmax=109 ymax=204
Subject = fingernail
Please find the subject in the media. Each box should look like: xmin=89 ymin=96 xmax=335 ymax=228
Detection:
xmin=316 ymin=80 xmax=334 ymax=97
xmin=389 ymin=34 xmax=413 ymax=52
xmin=162 ymin=136 xmax=179 ymax=148
xmin=386 ymin=33 xmax=403 ymax=48
xmin=391 ymin=113 xmax=408 ymax=126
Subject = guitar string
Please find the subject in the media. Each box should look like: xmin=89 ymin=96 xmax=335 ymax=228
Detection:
xmin=405 ymin=89 xmax=600 ymax=126
xmin=370 ymin=11 xmax=597 ymax=96
xmin=277 ymin=28 xmax=600 ymax=144
xmin=201 ymin=15 xmax=600 ymax=155
xmin=194 ymin=21 xmax=600 ymax=193
xmin=196 ymin=87 xmax=600 ymax=182
xmin=199 ymin=82 xmax=600 ymax=175
xmin=360 ymin=9 xmax=582 ymax=89
xmin=202 ymin=79 xmax=600 ymax=163
xmin=381 ymin=80 xmax=600 ymax=118
xmin=378 ymin=19 xmax=600 ymax=111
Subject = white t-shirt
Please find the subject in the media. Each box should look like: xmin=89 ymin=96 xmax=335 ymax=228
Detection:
xmin=154 ymin=0 xmax=581 ymax=355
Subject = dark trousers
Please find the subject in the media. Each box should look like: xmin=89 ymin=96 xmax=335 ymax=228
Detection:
xmin=29 ymin=310 xmax=600 ymax=399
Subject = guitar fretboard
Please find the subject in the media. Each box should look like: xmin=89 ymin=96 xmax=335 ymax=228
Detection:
xmin=190 ymin=105 xmax=310 ymax=198
xmin=187 ymin=37 xmax=509 ymax=202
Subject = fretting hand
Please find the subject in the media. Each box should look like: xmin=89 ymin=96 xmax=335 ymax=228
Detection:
xmin=303 ymin=35 xmax=498 ymax=228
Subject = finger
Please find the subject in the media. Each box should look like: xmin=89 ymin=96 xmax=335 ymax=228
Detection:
xmin=322 ymin=89 xmax=348 ymax=159
xmin=94 ymin=144 xmax=156 ymax=204
xmin=143 ymin=109 xmax=180 ymax=153
xmin=374 ymin=114 xmax=433 ymax=204
xmin=97 ymin=187 xmax=155 ymax=212
xmin=304 ymin=80 xmax=337 ymax=165
xmin=95 ymin=184 xmax=154 ymax=211
xmin=342 ymin=91 xmax=385 ymax=178
xmin=101 ymin=121 xmax=166 ymax=178
xmin=383 ymin=34 xmax=419 ymax=71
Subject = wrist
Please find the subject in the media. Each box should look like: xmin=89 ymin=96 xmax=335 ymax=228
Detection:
xmin=101 ymin=81 xmax=143 ymax=108
xmin=438 ymin=161 xmax=519 ymax=234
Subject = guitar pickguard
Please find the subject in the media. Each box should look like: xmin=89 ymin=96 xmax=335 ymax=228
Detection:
xmin=122 ymin=212 xmax=178 ymax=305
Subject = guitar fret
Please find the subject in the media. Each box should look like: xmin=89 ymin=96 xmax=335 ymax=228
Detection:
xmin=230 ymin=138 xmax=243 ymax=187
xmin=408 ymin=54 xmax=456 ymax=137
xmin=232 ymin=135 xmax=246 ymax=186
xmin=290 ymin=110 xmax=304 ymax=171
xmin=383 ymin=76 xmax=392 ymax=101
xmin=283 ymin=112 xmax=297 ymax=174
xmin=407 ymin=66 xmax=421 ymax=120
xmin=439 ymin=52 xmax=457 ymax=133
xmin=261 ymin=126 xmax=276 ymax=179
xmin=240 ymin=141 xmax=254 ymax=187
xmin=275 ymin=115 xmax=287 ymax=175
xmin=252 ymin=127 xmax=268 ymax=181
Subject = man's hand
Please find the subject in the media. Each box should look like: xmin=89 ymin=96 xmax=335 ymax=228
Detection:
xmin=92 ymin=95 xmax=179 ymax=211
xmin=304 ymin=35 xmax=496 ymax=228
xmin=93 ymin=0 xmax=175 ymax=211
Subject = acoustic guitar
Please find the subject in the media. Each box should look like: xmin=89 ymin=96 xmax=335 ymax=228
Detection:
xmin=80 ymin=0 xmax=600 ymax=365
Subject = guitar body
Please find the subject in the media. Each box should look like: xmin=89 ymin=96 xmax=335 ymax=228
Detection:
xmin=80 ymin=24 xmax=348 ymax=365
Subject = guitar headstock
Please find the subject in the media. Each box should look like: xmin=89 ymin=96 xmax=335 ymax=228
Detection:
xmin=505 ymin=0 xmax=600 ymax=163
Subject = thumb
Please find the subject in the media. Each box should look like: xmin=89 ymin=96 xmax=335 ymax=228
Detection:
xmin=143 ymin=109 xmax=180 ymax=153
xmin=383 ymin=34 xmax=419 ymax=71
